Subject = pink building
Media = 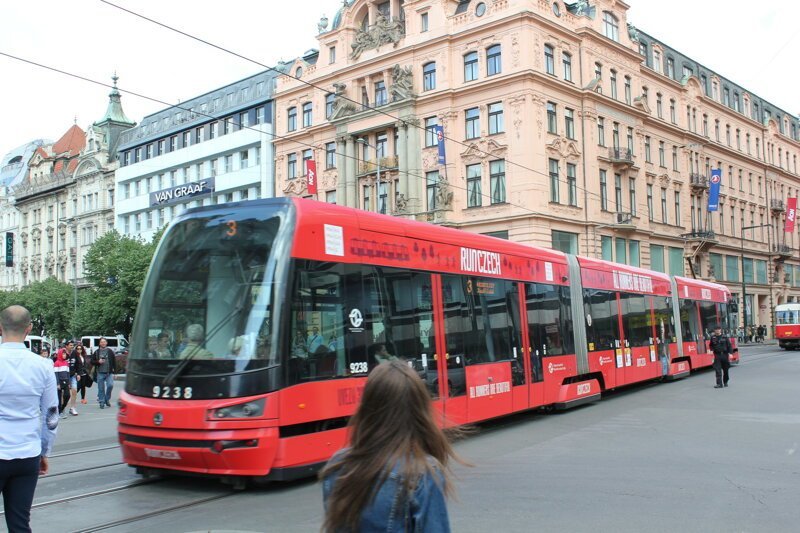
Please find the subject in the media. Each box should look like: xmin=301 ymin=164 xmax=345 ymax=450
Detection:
xmin=273 ymin=0 xmax=800 ymax=329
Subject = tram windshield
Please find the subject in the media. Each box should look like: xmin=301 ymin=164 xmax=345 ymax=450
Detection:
xmin=128 ymin=205 xmax=288 ymax=377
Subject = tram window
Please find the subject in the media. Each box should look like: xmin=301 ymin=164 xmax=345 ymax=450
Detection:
xmin=526 ymin=283 xmax=573 ymax=358
xmin=679 ymin=299 xmax=701 ymax=342
xmin=698 ymin=300 xmax=718 ymax=338
xmin=619 ymin=293 xmax=652 ymax=347
xmin=717 ymin=303 xmax=731 ymax=334
xmin=584 ymin=289 xmax=619 ymax=352
xmin=652 ymin=296 xmax=675 ymax=343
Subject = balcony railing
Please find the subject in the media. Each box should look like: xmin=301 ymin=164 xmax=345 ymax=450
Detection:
xmin=683 ymin=230 xmax=717 ymax=241
xmin=689 ymin=174 xmax=708 ymax=189
xmin=770 ymin=199 xmax=785 ymax=212
xmin=358 ymin=155 xmax=399 ymax=175
xmin=608 ymin=148 xmax=634 ymax=164
xmin=773 ymin=244 xmax=792 ymax=256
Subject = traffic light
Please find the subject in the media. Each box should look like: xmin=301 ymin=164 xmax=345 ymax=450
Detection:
xmin=5 ymin=232 xmax=13 ymax=267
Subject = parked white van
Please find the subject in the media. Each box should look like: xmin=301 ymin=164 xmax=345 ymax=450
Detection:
xmin=0 ymin=335 xmax=54 ymax=354
xmin=81 ymin=335 xmax=129 ymax=355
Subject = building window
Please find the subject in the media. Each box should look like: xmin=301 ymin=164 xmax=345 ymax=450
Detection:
xmin=224 ymin=116 xmax=233 ymax=135
xmin=674 ymin=191 xmax=681 ymax=226
xmin=661 ymin=188 xmax=668 ymax=224
xmin=627 ymin=127 xmax=634 ymax=154
xmin=624 ymin=76 xmax=632 ymax=105
xmin=672 ymin=146 xmax=678 ymax=170
xmin=488 ymin=102 xmax=504 ymax=134
xmin=374 ymin=81 xmax=388 ymax=106
xmin=594 ymin=62 xmax=602 ymax=80
xmin=325 ymin=93 xmax=335 ymax=119
xmin=723 ymin=88 xmax=730 ymax=107
xmin=659 ymin=141 xmax=665 ymax=166
xmin=549 ymin=159 xmax=560 ymax=203
xmin=645 ymin=136 xmax=651 ymax=162
xmin=423 ymin=62 xmax=436 ymax=91
xmin=646 ymin=184 xmax=653 ymax=221
xmin=600 ymin=170 xmax=608 ymax=210
xmin=362 ymin=185 xmax=371 ymax=211
xmin=210 ymin=159 xmax=218 ymax=177
xmin=325 ymin=142 xmax=336 ymax=169
xmin=467 ymin=163 xmax=482 ymax=207
xmin=195 ymin=127 xmax=204 ymax=144
xmin=287 ymin=153 xmax=297 ymax=179
xmin=603 ymin=12 xmax=619 ymax=41
xmin=562 ymin=53 xmax=572 ymax=81
xmin=464 ymin=51 xmax=478 ymax=82
xmin=597 ymin=117 xmax=605 ymax=146
xmin=567 ymin=163 xmax=577 ymax=206
xmin=656 ymin=93 xmax=663 ymax=118
xmin=610 ymin=69 xmax=618 ymax=100
xmin=552 ymin=230 xmax=578 ymax=255
xmin=426 ymin=171 xmax=438 ymax=210
xmin=287 ymin=107 xmax=297 ymax=131
xmin=240 ymin=150 xmax=249 ymax=169
xmin=302 ymin=150 xmax=313 ymax=174
xmin=544 ymin=45 xmax=555 ymax=75
xmin=614 ymin=173 xmax=623 ymax=213
xmin=669 ymin=99 xmax=676 ymax=123
xmin=628 ymin=178 xmax=636 ymax=216
xmin=547 ymin=102 xmax=557 ymax=134
xmin=421 ymin=12 xmax=429 ymax=32
xmin=565 ymin=108 xmax=575 ymax=139
xmin=490 ymin=160 xmax=506 ymax=204
xmin=376 ymin=132 xmax=388 ymax=158
xmin=302 ymin=102 xmax=313 ymax=127
xmin=465 ymin=107 xmax=480 ymax=139
xmin=486 ymin=45 xmax=501 ymax=76
xmin=612 ymin=122 xmax=620 ymax=149
xmin=666 ymin=57 xmax=675 ymax=78
xmin=425 ymin=117 xmax=438 ymax=147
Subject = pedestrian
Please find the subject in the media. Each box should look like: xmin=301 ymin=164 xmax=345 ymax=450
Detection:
xmin=320 ymin=360 xmax=462 ymax=532
xmin=710 ymin=324 xmax=732 ymax=389
xmin=70 ymin=344 xmax=90 ymax=406
xmin=90 ymin=337 xmax=116 ymax=409
xmin=53 ymin=342 xmax=72 ymax=418
xmin=0 ymin=305 xmax=59 ymax=533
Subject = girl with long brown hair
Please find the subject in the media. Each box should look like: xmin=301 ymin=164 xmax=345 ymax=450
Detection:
xmin=320 ymin=360 xmax=461 ymax=532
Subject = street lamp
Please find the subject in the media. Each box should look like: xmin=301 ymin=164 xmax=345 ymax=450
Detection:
xmin=740 ymin=223 xmax=772 ymax=331
xmin=356 ymin=137 xmax=383 ymax=214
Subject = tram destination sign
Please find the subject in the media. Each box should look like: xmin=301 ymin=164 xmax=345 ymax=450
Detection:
xmin=150 ymin=177 xmax=216 ymax=207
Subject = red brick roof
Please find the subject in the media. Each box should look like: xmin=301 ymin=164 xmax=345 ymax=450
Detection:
xmin=52 ymin=124 xmax=85 ymax=157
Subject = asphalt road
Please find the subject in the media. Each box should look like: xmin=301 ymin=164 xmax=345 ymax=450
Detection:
xmin=5 ymin=343 xmax=797 ymax=533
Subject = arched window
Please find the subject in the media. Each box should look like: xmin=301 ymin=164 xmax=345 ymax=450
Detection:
xmin=423 ymin=62 xmax=436 ymax=91
xmin=603 ymin=12 xmax=619 ymax=41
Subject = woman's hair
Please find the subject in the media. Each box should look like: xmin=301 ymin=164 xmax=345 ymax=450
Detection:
xmin=320 ymin=360 xmax=461 ymax=532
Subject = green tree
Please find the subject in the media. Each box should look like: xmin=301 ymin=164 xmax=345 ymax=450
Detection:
xmin=0 ymin=278 xmax=76 ymax=340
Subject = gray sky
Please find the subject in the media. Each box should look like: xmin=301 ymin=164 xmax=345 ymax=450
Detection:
xmin=0 ymin=0 xmax=797 ymax=157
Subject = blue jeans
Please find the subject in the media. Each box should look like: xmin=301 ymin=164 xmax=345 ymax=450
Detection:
xmin=96 ymin=372 xmax=114 ymax=405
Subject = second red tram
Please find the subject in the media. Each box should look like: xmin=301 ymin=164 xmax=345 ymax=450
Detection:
xmin=775 ymin=303 xmax=800 ymax=349
xmin=118 ymin=198 xmax=736 ymax=483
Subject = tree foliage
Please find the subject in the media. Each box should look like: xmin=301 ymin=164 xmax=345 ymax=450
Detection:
xmin=1 ymin=228 xmax=165 ymax=339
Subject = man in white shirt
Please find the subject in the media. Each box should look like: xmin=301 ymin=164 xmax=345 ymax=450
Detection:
xmin=0 ymin=305 xmax=59 ymax=533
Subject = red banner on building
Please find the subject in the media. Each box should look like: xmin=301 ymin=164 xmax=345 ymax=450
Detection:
xmin=306 ymin=160 xmax=318 ymax=195
xmin=785 ymin=197 xmax=797 ymax=233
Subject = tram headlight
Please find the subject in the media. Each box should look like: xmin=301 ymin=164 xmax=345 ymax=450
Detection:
xmin=208 ymin=398 xmax=266 ymax=420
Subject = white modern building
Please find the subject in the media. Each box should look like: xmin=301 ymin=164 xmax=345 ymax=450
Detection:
xmin=115 ymin=70 xmax=278 ymax=241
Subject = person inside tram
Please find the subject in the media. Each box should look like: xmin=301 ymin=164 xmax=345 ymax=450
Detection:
xmin=146 ymin=336 xmax=159 ymax=357
xmin=369 ymin=343 xmax=397 ymax=368
xmin=178 ymin=324 xmax=214 ymax=359
xmin=307 ymin=326 xmax=324 ymax=353
xmin=291 ymin=329 xmax=308 ymax=359
xmin=156 ymin=331 xmax=173 ymax=358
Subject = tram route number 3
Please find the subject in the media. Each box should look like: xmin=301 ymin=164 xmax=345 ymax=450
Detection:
xmin=152 ymin=386 xmax=194 ymax=399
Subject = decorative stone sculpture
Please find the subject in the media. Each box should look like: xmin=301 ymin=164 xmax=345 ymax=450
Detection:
xmin=436 ymin=177 xmax=454 ymax=210
xmin=330 ymin=82 xmax=357 ymax=119
xmin=390 ymin=64 xmax=415 ymax=101
xmin=574 ymin=0 xmax=590 ymax=16
xmin=317 ymin=15 xmax=329 ymax=34
xmin=627 ymin=23 xmax=640 ymax=42
xmin=349 ymin=14 xmax=405 ymax=59
xmin=395 ymin=193 xmax=408 ymax=214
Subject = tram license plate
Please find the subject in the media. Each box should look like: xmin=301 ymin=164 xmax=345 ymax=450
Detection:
xmin=144 ymin=448 xmax=182 ymax=460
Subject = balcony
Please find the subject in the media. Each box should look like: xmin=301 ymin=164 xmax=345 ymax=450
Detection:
xmin=612 ymin=212 xmax=636 ymax=231
xmin=770 ymin=199 xmax=785 ymax=213
xmin=358 ymin=155 xmax=399 ymax=176
xmin=681 ymin=230 xmax=718 ymax=254
xmin=689 ymin=174 xmax=708 ymax=190
xmin=772 ymin=244 xmax=792 ymax=260
xmin=608 ymin=148 xmax=634 ymax=166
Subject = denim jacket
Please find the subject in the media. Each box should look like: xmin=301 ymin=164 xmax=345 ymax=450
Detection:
xmin=322 ymin=452 xmax=451 ymax=533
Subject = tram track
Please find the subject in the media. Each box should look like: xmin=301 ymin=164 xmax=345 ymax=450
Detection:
xmin=70 ymin=491 xmax=236 ymax=533
xmin=49 ymin=443 xmax=120 ymax=458
xmin=44 ymin=461 xmax=125 ymax=478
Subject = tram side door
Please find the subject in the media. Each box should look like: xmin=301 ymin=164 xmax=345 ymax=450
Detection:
xmin=427 ymin=274 xmax=448 ymax=425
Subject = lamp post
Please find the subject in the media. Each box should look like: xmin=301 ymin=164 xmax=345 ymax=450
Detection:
xmin=357 ymin=138 xmax=382 ymax=214
xmin=740 ymin=223 xmax=772 ymax=331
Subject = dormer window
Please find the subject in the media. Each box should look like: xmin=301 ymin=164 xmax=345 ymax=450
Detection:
xmin=295 ymin=66 xmax=303 ymax=78
xmin=603 ymin=12 xmax=619 ymax=42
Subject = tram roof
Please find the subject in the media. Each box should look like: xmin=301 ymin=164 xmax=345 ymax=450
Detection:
xmin=775 ymin=302 xmax=800 ymax=311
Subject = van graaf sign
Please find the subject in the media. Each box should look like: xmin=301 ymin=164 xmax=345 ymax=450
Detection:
xmin=150 ymin=178 xmax=216 ymax=207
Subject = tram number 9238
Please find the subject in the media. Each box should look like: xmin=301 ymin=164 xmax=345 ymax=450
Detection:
xmin=152 ymin=386 xmax=194 ymax=399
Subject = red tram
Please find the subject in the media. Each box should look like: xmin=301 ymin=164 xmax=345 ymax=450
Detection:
xmin=118 ymin=198 xmax=736 ymax=484
xmin=775 ymin=303 xmax=800 ymax=349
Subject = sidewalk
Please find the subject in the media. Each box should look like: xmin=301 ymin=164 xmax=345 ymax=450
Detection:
xmin=737 ymin=339 xmax=777 ymax=346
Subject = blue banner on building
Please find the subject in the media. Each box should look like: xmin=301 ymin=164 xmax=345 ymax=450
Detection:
xmin=435 ymin=125 xmax=446 ymax=166
xmin=708 ymin=168 xmax=721 ymax=211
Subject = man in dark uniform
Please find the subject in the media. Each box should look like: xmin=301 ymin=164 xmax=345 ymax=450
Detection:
xmin=709 ymin=324 xmax=732 ymax=389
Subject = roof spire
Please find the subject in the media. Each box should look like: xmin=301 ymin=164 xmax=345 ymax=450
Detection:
xmin=95 ymin=72 xmax=134 ymax=126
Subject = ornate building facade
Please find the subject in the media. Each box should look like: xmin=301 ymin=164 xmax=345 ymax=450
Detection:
xmin=13 ymin=77 xmax=134 ymax=288
xmin=272 ymin=0 xmax=800 ymax=329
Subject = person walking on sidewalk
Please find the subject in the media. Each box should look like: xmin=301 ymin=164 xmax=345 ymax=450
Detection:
xmin=0 ymin=305 xmax=59 ymax=533
xmin=53 ymin=342 xmax=72 ymax=418
xmin=710 ymin=325 xmax=732 ymax=389
xmin=91 ymin=338 xmax=116 ymax=409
